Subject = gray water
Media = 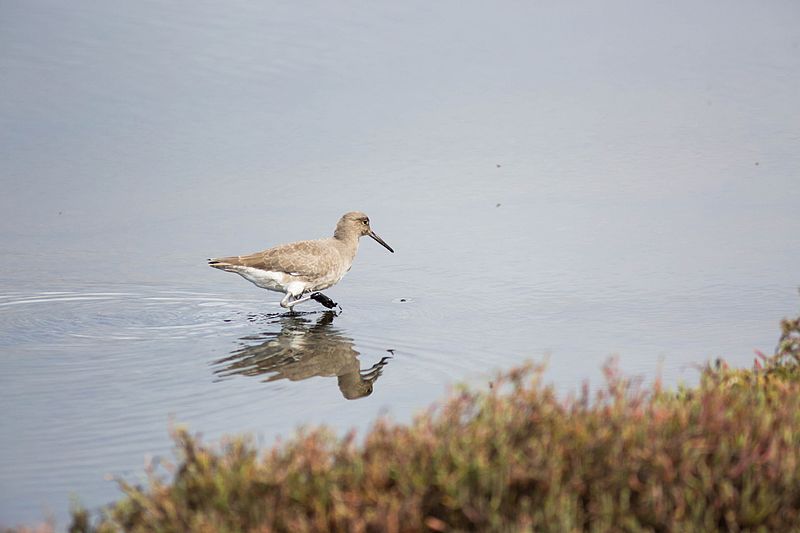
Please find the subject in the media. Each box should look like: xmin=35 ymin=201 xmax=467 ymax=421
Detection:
xmin=1 ymin=0 xmax=799 ymax=527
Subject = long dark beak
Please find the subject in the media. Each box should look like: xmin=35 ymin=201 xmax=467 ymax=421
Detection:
xmin=368 ymin=230 xmax=394 ymax=253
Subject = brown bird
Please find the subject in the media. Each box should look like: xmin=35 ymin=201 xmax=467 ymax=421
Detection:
xmin=208 ymin=212 xmax=394 ymax=310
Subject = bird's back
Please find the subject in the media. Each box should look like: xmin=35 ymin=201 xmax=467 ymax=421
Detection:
xmin=209 ymin=238 xmax=351 ymax=287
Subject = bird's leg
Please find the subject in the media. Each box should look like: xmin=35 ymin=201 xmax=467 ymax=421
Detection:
xmin=282 ymin=291 xmax=340 ymax=311
xmin=283 ymin=293 xmax=313 ymax=310
xmin=280 ymin=293 xmax=293 ymax=308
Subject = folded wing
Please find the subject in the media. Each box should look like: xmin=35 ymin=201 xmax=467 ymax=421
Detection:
xmin=208 ymin=240 xmax=338 ymax=281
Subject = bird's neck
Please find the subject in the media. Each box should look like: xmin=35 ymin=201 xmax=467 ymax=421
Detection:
xmin=332 ymin=231 xmax=360 ymax=261
xmin=333 ymin=227 xmax=359 ymax=243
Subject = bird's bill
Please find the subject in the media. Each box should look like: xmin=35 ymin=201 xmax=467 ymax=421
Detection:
xmin=368 ymin=230 xmax=394 ymax=253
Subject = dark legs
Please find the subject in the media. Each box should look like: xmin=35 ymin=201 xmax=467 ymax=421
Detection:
xmin=281 ymin=291 xmax=341 ymax=311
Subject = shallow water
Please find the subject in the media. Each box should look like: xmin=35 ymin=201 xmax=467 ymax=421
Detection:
xmin=2 ymin=0 xmax=799 ymax=527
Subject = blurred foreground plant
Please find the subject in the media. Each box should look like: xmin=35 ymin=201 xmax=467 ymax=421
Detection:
xmin=11 ymin=313 xmax=800 ymax=533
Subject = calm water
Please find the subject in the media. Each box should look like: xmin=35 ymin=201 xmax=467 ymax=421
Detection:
xmin=2 ymin=0 xmax=799 ymax=527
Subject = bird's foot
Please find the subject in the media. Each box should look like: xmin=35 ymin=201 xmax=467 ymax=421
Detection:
xmin=310 ymin=292 xmax=340 ymax=310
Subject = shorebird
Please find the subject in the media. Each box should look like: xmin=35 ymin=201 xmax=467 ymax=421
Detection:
xmin=208 ymin=212 xmax=394 ymax=310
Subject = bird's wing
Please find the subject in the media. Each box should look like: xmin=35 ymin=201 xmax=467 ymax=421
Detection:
xmin=211 ymin=240 xmax=338 ymax=279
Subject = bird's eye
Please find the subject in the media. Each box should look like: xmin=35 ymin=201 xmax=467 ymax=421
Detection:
xmin=362 ymin=219 xmax=368 ymax=225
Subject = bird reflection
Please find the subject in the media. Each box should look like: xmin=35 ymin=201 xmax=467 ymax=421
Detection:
xmin=213 ymin=311 xmax=390 ymax=399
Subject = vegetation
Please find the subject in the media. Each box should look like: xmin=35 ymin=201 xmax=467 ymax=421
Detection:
xmin=9 ymin=315 xmax=800 ymax=532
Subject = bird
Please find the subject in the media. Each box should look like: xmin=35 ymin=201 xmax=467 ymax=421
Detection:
xmin=208 ymin=211 xmax=394 ymax=311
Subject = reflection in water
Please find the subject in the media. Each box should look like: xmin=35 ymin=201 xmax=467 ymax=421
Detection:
xmin=213 ymin=312 xmax=390 ymax=399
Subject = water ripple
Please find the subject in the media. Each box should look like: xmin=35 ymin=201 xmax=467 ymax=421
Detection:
xmin=0 ymin=284 xmax=264 ymax=346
